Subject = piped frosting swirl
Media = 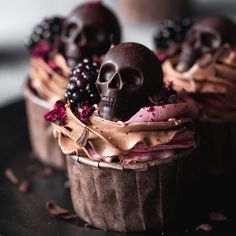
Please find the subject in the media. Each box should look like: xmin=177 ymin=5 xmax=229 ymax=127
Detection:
xmin=163 ymin=44 xmax=236 ymax=120
xmin=52 ymin=96 xmax=198 ymax=164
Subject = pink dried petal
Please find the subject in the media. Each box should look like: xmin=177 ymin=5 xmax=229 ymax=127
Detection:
xmin=147 ymin=106 xmax=155 ymax=112
xmin=79 ymin=101 xmax=95 ymax=124
xmin=31 ymin=42 xmax=51 ymax=58
xmin=158 ymin=53 xmax=167 ymax=62
xmin=48 ymin=60 xmax=62 ymax=74
xmin=44 ymin=101 xmax=66 ymax=126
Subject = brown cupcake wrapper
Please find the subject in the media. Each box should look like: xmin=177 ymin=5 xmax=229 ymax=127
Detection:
xmin=67 ymin=149 xmax=194 ymax=232
xmin=24 ymin=80 xmax=66 ymax=170
xmin=193 ymin=120 xmax=236 ymax=177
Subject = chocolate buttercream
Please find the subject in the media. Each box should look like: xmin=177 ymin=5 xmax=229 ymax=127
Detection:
xmin=163 ymin=44 xmax=236 ymax=120
xmin=52 ymin=97 xmax=198 ymax=163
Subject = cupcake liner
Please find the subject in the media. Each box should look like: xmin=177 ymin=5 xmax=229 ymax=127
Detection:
xmin=193 ymin=120 xmax=236 ymax=177
xmin=24 ymin=80 xmax=65 ymax=170
xmin=66 ymin=149 xmax=193 ymax=232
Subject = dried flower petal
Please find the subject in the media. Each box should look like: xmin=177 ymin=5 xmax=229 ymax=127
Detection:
xmin=30 ymin=42 xmax=51 ymax=58
xmin=157 ymin=53 xmax=167 ymax=62
xmin=147 ymin=106 xmax=155 ymax=112
xmin=79 ymin=101 xmax=95 ymax=124
xmin=44 ymin=100 xmax=66 ymax=126
xmin=48 ymin=60 xmax=62 ymax=74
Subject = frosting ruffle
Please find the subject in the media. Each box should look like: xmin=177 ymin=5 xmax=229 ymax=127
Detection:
xmin=163 ymin=44 xmax=236 ymax=120
xmin=52 ymin=99 xmax=198 ymax=163
xmin=30 ymin=53 xmax=71 ymax=104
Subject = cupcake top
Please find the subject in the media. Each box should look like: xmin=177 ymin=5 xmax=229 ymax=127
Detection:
xmin=153 ymin=17 xmax=194 ymax=63
xmin=27 ymin=1 xmax=121 ymax=104
xmin=163 ymin=16 xmax=236 ymax=121
xmin=48 ymin=42 xmax=199 ymax=164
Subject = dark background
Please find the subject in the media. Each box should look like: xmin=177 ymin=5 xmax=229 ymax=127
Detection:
xmin=0 ymin=0 xmax=236 ymax=105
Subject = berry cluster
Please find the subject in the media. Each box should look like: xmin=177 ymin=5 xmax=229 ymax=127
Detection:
xmin=65 ymin=58 xmax=100 ymax=108
xmin=154 ymin=17 xmax=194 ymax=50
xmin=26 ymin=16 xmax=64 ymax=50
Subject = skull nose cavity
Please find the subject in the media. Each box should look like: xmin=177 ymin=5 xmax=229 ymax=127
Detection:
xmin=108 ymin=74 xmax=122 ymax=89
xmin=75 ymin=32 xmax=87 ymax=46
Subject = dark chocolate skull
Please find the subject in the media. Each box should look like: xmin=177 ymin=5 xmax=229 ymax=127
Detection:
xmin=60 ymin=2 xmax=121 ymax=68
xmin=96 ymin=42 xmax=163 ymax=121
xmin=176 ymin=16 xmax=236 ymax=72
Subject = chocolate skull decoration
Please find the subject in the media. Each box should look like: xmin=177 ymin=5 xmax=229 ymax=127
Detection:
xmin=176 ymin=16 xmax=236 ymax=72
xmin=96 ymin=42 xmax=163 ymax=121
xmin=60 ymin=2 xmax=121 ymax=68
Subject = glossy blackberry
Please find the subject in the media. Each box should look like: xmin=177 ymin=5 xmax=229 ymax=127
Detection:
xmin=154 ymin=17 xmax=194 ymax=49
xmin=65 ymin=58 xmax=100 ymax=108
xmin=26 ymin=16 xmax=64 ymax=50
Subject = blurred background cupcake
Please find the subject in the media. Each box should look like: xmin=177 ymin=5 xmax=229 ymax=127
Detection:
xmin=24 ymin=1 xmax=121 ymax=170
xmin=163 ymin=15 xmax=236 ymax=177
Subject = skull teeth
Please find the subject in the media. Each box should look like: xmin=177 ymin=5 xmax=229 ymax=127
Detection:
xmin=101 ymin=96 xmax=116 ymax=107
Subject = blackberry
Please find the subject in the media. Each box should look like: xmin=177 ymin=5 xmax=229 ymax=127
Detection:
xmin=154 ymin=17 xmax=194 ymax=50
xmin=65 ymin=58 xmax=100 ymax=108
xmin=26 ymin=16 xmax=64 ymax=50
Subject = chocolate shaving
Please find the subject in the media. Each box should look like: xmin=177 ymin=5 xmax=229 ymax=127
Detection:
xmin=19 ymin=180 xmax=30 ymax=193
xmin=37 ymin=167 xmax=53 ymax=177
xmin=64 ymin=180 xmax=70 ymax=188
xmin=4 ymin=168 xmax=19 ymax=184
xmin=76 ymin=128 xmax=89 ymax=147
xmin=26 ymin=165 xmax=39 ymax=173
xmin=26 ymin=166 xmax=54 ymax=177
xmin=209 ymin=212 xmax=227 ymax=221
xmin=195 ymin=224 xmax=213 ymax=232
xmin=46 ymin=200 xmax=77 ymax=220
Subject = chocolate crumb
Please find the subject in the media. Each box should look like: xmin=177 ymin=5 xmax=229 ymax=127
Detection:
xmin=19 ymin=180 xmax=30 ymax=193
xmin=195 ymin=224 xmax=213 ymax=232
xmin=26 ymin=165 xmax=39 ymax=173
xmin=209 ymin=212 xmax=227 ymax=221
xmin=46 ymin=200 xmax=77 ymax=220
xmin=27 ymin=166 xmax=54 ymax=177
xmin=64 ymin=180 xmax=70 ymax=188
xmin=5 ymin=168 xmax=19 ymax=184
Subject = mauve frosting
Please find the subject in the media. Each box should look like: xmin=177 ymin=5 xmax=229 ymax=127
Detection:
xmin=52 ymin=96 xmax=198 ymax=164
xmin=126 ymin=97 xmax=199 ymax=123
xmin=163 ymin=44 xmax=236 ymax=120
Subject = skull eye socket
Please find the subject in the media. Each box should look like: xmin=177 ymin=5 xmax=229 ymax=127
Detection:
xmin=98 ymin=64 xmax=115 ymax=83
xmin=120 ymin=69 xmax=143 ymax=88
xmin=201 ymin=32 xmax=220 ymax=50
xmin=65 ymin=23 xmax=78 ymax=37
xmin=84 ymin=26 xmax=106 ymax=44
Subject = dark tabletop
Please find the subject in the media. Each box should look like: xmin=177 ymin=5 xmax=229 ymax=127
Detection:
xmin=0 ymin=100 xmax=235 ymax=236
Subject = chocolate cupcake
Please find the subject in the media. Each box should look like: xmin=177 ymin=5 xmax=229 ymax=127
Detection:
xmin=163 ymin=16 xmax=236 ymax=177
xmin=24 ymin=2 xmax=121 ymax=169
xmin=50 ymin=42 xmax=199 ymax=232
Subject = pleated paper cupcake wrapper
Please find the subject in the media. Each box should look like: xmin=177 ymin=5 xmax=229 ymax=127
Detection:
xmin=24 ymin=80 xmax=66 ymax=170
xmin=66 ymin=149 xmax=194 ymax=233
xmin=193 ymin=120 xmax=236 ymax=178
